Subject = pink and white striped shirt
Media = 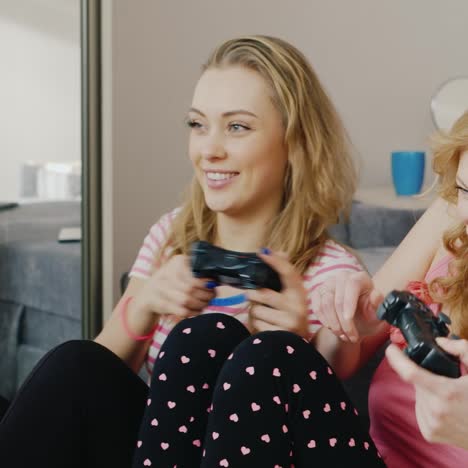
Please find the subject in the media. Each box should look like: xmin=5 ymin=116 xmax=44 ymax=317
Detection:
xmin=129 ymin=209 xmax=363 ymax=375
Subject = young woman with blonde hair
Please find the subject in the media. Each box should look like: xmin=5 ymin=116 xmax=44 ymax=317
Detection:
xmin=313 ymin=110 xmax=468 ymax=467
xmin=0 ymin=35 xmax=385 ymax=467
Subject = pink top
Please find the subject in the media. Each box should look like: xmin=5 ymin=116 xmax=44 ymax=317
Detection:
xmin=369 ymin=255 xmax=468 ymax=467
xmin=129 ymin=209 xmax=364 ymax=375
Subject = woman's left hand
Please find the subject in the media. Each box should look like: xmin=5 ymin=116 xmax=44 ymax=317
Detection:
xmin=386 ymin=338 xmax=468 ymax=450
xmin=245 ymin=250 xmax=309 ymax=338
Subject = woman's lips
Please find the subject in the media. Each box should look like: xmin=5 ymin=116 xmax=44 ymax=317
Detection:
xmin=204 ymin=171 xmax=239 ymax=189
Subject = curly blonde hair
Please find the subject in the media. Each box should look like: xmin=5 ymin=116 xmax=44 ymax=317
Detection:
xmin=430 ymin=110 xmax=468 ymax=337
xmin=156 ymin=35 xmax=357 ymax=274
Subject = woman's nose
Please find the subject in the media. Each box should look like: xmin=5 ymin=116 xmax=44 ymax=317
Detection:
xmin=200 ymin=131 xmax=227 ymax=160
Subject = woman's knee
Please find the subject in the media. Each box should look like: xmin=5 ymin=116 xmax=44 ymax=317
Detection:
xmin=29 ymin=340 xmax=124 ymax=382
xmin=230 ymin=330 xmax=327 ymax=368
xmin=165 ymin=313 xmax=250 ymax=349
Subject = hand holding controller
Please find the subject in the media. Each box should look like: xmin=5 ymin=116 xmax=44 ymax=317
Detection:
xmin=190 ymin=241 xmax=282 ymax=291
xmin=377 ymin=290 xmax=460 ymax=378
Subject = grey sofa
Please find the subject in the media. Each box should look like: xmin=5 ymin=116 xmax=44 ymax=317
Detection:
xmin=0 ymin=201 xmax=81 ymax=399
xmin=0 ymin=200 xmax=424 ymax=423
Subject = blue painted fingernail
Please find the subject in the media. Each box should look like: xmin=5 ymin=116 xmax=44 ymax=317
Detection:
xmin=205 ymin=281 xmax=218 ymax=289
xmin=260 ymin=247 xmax=271 ymax=255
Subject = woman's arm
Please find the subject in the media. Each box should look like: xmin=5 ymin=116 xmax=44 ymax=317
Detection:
xmin=373 ymin=197 xmax=455 ymax=294
xmin=95 ymin=277 xmax=158 ymax=374
xmin=313 ymin=197 xmax=458 ymax=377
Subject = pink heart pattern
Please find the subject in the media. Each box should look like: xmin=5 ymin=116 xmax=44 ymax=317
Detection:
xmin=229 ymin=413 xmax=239 ymax=422
xmin=307 ymin=440 xmax=316 ymax=448
xmin=246 ymin=366 xmax=255 ymax=375
xmin=143 ymin=459 xmax=152 ymax=466
xmin=261 ymin=434 xmax=270 ymax=443
xmin=241 ymin=446 xmax=251 ymax=455
xmin=329 ymin=437 xmax=337 ymax=447
xmin=251 ymin=402 xmax=261 ymax=412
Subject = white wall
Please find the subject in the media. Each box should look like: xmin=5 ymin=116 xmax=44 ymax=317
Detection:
xmin=0 ymin=0 xmax=80 ymax=201
xmin=103 ymin=0 xmax=468 ymax=310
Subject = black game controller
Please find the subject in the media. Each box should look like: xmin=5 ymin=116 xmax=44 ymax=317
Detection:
xmin=190 ymin=241 xmax=282 ymax=292
xmin=377 ymin=290 xmax=460 ymax=378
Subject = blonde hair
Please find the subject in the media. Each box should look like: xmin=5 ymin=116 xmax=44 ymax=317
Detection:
xmin=430 ymin=110 xmax=468 ymax=337
xmin=156 ymin=35 xmax=357 ymax=273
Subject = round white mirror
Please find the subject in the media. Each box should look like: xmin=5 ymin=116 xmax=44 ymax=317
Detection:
xmin=431 ymin=77 xmax=468 ymax=130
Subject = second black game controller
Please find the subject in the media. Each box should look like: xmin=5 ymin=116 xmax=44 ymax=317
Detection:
xmin=377 ymin=290 xmax=460 ymax=378
xmin=190 ymin=241 xmax=282 ymax=292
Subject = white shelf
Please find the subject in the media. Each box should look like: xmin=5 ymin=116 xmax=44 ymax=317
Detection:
xmin=354 ymin=186 xmax=436 ymax=210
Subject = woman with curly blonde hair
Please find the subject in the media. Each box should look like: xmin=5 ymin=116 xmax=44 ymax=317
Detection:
xmin=0 ymin=36 xmax=386 ymax=467
xmin=428 ymin=111 xmax=468 ymax=337
xmin=314 ymin=110 xmax=468 ymax=467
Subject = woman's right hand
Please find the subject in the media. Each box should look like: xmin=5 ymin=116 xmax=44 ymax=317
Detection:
xmin=132 ymin=254 xmax=216 ymax=319
xmin=310 ymin=271 xmax=385 ymax=343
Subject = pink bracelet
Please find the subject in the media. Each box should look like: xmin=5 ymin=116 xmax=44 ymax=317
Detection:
xmin=120 ymin=296 xmax=158 ymax=341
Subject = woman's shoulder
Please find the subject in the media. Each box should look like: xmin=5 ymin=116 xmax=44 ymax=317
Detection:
xmin=302 ymin=239 xmax=363 ymax=286
xmin=147 ymin=207 xmax=181 ymax=241
xmin=315 ymin=239 xmax=361 ymax=263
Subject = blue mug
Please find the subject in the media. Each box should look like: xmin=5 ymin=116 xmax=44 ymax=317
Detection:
xmin=391 ymin=151 xmax=425 ymax=196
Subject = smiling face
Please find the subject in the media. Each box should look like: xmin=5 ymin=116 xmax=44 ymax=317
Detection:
xmin=187 ymin=66 xmax=288 ymax=221
xmin=455 ymin=150 xmax=468 ymax=234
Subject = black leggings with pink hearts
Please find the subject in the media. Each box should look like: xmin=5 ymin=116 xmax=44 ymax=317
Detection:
xmin=0 ymin=313 xmax=386 ymax=468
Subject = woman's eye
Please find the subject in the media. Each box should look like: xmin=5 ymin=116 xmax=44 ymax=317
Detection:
xmin=456 ymin=185 xmax=468 ymax=196
xmin=229 ymin=123 xmax=250 ymax=132
xmin=186 ymin=119 xmax=203 ymax=129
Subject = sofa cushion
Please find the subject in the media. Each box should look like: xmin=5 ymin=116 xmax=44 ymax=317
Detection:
xmin=349 ymin=202 xmax=424 ymax=249
xmin=16 ymin=344 xmax=48 ymax=389
xmin=0 ymin=241 xmax=81 ymax=322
